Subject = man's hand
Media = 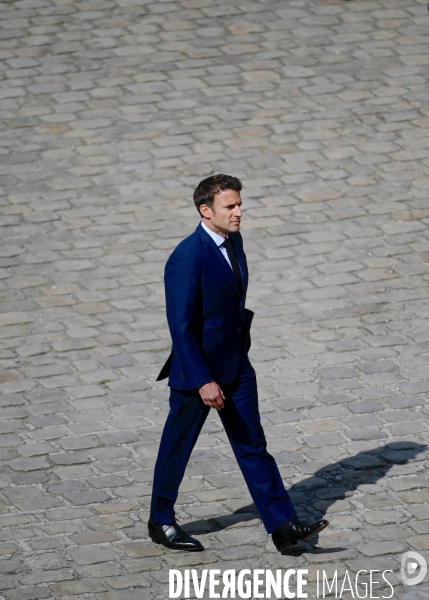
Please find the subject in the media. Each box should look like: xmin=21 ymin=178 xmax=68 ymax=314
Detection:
xmin=198 ymin=381 xmax=225 ymax=410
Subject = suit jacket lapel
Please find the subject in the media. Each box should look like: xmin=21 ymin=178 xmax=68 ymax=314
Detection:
xmin=232 ymin=239 xmax=248 ymax=302
xmin=197 ymin=224 xmax=241 ymax=297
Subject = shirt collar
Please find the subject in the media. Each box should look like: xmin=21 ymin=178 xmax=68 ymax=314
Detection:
xmin=201 ymin=221 xmax=228 ymax=247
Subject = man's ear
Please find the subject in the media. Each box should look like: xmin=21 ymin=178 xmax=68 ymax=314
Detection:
xmin=199 ymin=204 xmax=212 ymax=219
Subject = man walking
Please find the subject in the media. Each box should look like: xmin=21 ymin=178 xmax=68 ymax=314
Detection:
xmin=148 ymin=174 xmax=328 ymax=553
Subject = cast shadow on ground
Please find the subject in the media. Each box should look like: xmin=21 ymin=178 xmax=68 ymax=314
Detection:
xmin=183 ymin=441 xmax=427 ymax=554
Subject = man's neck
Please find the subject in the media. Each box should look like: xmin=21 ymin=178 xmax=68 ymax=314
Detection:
xmin=201 ymin=219 xmax=227 ymax=239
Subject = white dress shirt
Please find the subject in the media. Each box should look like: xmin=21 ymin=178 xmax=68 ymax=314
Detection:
xmin=201 ymin=221 xmax=232 ymax=269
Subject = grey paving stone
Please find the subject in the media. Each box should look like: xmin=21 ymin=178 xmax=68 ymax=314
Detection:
xmin=69 ymin=531 xmax=119 ymax=546
xmin=345 ymin=428 xmax=388 ymax=442
xmin=64 ymin=490 xmax=110 ymax=506
xmin=13 ymin=496 xmax=63 ymax=511
xmin=4 ymin=587 xmax=54 ymax=599
xmin=59 ymin=435 xmax=101 ymax=450
xmin=348 ymin=400 xmax=385 ymax=414
xmin=52 ymin=578 xmax=108 ymax=596
xmin=48 ymin=480 xmax=87 ymax=494
xmin=67 ymin=546 xmax=116 ymax=565
xmin=10 ymin=472 xmax=50 ymax=485
xmin=88 ymin=475 xmax=131 ymax=488
xmin=97 ymin=431 xmax=139 ymax=444
xmin=49 ymin=452 xmax=91 ymax=466
xmin=8 ymin=457 xmax=50 ymax=472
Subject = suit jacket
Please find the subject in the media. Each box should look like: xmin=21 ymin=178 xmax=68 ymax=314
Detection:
xmin=157 ymin=223 xmax=254 ymax=390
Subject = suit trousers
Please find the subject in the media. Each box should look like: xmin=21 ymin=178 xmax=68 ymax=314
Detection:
xmin=150 ymin=354 xmax=295 ymax=534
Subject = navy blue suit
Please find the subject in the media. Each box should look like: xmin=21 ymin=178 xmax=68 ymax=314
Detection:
xmin=150 ymin=223 xmax=295 ymax=533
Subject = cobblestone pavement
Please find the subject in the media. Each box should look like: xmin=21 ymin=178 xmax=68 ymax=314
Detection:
xmin=1 ymin=0 xmax=429 ymax=598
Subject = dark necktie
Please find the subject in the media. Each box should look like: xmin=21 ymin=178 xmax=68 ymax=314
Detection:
xmin=222 ymin=238 xmax=243 ymax=293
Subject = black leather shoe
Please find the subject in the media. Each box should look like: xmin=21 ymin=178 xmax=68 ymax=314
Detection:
xmin=148 ymin=519 xmax=204 ymax=552
xmin=272 ymin=518 xmax=329 ymax=552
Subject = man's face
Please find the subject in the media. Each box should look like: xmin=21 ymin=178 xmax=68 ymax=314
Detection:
xmin=200 ymin=189 xmax=242 ymax=237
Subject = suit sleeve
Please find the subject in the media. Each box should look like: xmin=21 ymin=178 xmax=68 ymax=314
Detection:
xmin=164 ymin=246 xmax=213 ymax=389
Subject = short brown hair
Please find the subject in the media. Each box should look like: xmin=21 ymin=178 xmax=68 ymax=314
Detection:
xmin=193 ymin=174 xmax=242 ymax=215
